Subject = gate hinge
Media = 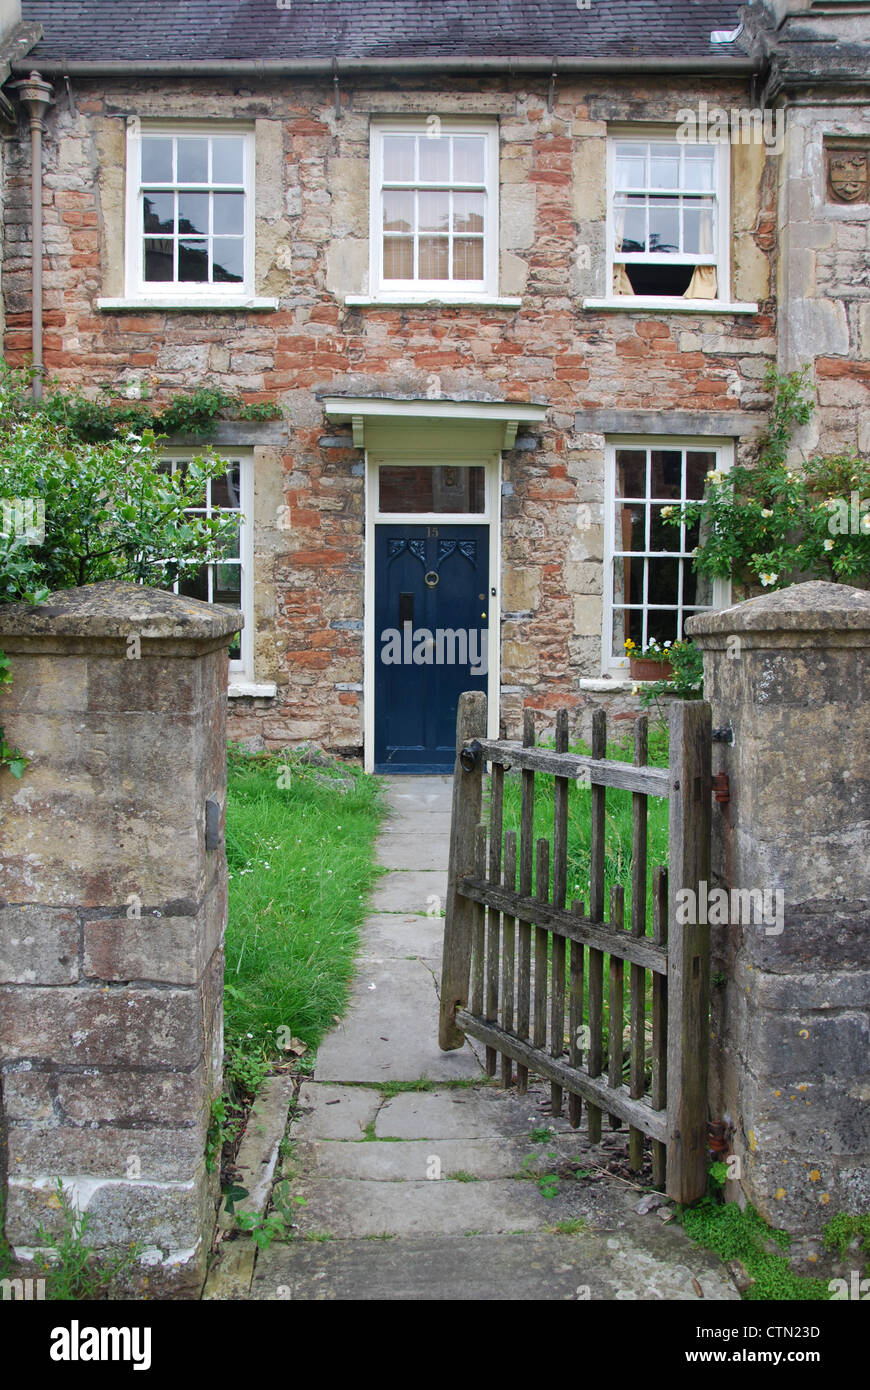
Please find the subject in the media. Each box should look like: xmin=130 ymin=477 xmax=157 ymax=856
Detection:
xmin=712 ymin=773 xmax=730 ymax=805
xmin=708 ymin=1119 xmax=732 ymax=1153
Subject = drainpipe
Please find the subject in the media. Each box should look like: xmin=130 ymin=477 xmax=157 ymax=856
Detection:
xmin=11 ymin=70 xmax=53 ymax=400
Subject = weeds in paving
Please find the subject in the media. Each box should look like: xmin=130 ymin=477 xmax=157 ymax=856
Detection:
xmin=547 ymin=1218 xmax=588 ymax=1235
xmin=28 ymin=1181 xmax=142 ymax=1300
xmin=448 ymin=1171 xmax=480 ymax=1183
xmin=529 ymin=1124 xmax=556 ymax=1143
xmin=362 ymin=1121 xmax=404 ymax=1142
xmin=364 ymin=1233 xmax=396 ymax=1241
xmin=678 ymin=1166 xmax=846 ymax=1300
xmin=518 ymin=1150 xmax=561 ymax=1198
xmin=822 ymin=1212 xmax=870 ymax=1272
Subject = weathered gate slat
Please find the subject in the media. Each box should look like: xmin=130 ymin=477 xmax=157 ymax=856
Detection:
xmin=587 ymin=709 xmax=606 ymax=1145
xmin=455 ymin=1009 xmax=668 ymax=1143
xmin=456 ymin=879 xmax=667 ymax=973
xmin=470 ymin=824 xmax=487 ymax=1017
xmin=608 ymin=883 xmax=625 ymax=1127
xmin=550 ymin=708 xmax=569 ymax=1117
xmin=501 ymin=831 xmax=517 ymax=1089
xmin=533 ymin=838 xmax=550 ymax=1053
xmin=568 ymin=901 xmax=585 ymax=1130
xmin=515 ymin=708 xmax=535 ymax=1094
xmin=666 ymin=700 xmax=712 ymax=1205
xmin=474 ymin=739 xmax=670 ymax=796
xmin=440 ymin=690 xmax=712 ymax=1202
xmin=485 ymin=762 xmax=504 ymax=1076
xmin=651 ymin=864 xmax=669 ymax=1190
xmin=629 ymin=713 xmax=649 ymax=1172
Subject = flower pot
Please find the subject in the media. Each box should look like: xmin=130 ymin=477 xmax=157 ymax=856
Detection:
xmin=630 ymin=656 xmax=674 ymax=682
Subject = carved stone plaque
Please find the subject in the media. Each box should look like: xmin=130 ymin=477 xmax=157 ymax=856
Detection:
xmin=827 ymin=146 xmax=869 ymax=204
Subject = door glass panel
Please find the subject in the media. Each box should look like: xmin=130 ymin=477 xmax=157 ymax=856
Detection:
xmin=379 ymin=465 xmax=486 ymax=513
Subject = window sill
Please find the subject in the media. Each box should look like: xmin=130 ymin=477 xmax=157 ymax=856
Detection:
xmin=582 ymin=297 xmax=758 ymax=315
xmin=579 ymin=677 xmax=635 ymax=693
xmin=228 ymin=680 xmax=277 ymax=699
xmin=97 ymin=296 xmax=279 ymax=313
xmin=344 ymin=295 xmax=522 ymax=309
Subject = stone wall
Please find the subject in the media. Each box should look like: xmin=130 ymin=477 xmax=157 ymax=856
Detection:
xmin=0 ymin=71 xmax=780 ymax=751
xmin=0 ymin=581 xmax=238 ymax=1296
xmin=777 ymin=101 xmax=870 ymax=458
xmin=688 ymin=582 xmax=870 ymax=1262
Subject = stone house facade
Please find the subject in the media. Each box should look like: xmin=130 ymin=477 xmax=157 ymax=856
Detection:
xmin=1 ymin=1 xmax=868 ymax=771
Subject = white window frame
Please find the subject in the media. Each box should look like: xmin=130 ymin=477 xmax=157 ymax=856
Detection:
xmin=161 ymin=448 xmax=254 ymax=680
xmin=604 ymin=129 xmax=731 ymax=307
xmin=124 ymin=121 xmax=256 ymax=304
xmin=602 ymin=436 xmax=732 ymax=675
xmin=368 ymin=118 xmax=500 ymax=303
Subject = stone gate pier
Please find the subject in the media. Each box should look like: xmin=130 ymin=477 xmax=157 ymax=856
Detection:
xmin=0 ymin=582 xmax=239 ymax=1296
xmin=688 ymin=582 xmax=870 ymax=1261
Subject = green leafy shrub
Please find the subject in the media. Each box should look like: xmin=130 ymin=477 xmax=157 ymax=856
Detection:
xmin=663 ymin=366 xmax=870 ymax=591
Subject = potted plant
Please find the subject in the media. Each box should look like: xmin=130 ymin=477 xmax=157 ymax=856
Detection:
xmin=625 ymin=637 xmax=675 ymax=681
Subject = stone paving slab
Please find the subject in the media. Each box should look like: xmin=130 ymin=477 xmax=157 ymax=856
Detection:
xmin=290 ymin=1134 xmax=589 ymax=1182
xmin=286 ymin=1174 xmax=553 ymax=1238
xmin=358 ymin=912 xmax=444 ymax=961
xmin=292 ymin=1083 xmax=382 ymax=1140
xmin=376 ymin=1086 xmax=551 ymax=1140
xmin=252 ymin=1230 xmax=739 ymax=1302
xmin=313 ymin=959 xmax=484 ymax=1083
xmin=369 ymin=870 xmax=447 ymax=914
xmin=382 ymin=776 xmax=453 ymax=812
xmin=376 ymin=834 xmax=450 ymax=871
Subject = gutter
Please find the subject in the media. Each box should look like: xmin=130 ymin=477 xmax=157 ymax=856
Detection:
xmin=10 ymin=54 xmax=759 ymax=79
xmin=0 ymin=21 xmax=42 ymax=118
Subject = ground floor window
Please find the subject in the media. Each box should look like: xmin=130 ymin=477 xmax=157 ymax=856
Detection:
xmin=603 ymin=438 xmax=731 ymax=672
xmin=161 ymin=449 xmax=253 ymax=675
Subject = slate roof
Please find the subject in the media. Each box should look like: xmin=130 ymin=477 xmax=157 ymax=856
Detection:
xmin=19 ymin=1 xmax=747 ymax=66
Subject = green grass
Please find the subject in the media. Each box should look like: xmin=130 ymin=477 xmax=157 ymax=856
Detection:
xmin=224 ymin=745 xmax=385 ymax=1057
xmin=680 ymin=1198 xmax=832 ymax=1300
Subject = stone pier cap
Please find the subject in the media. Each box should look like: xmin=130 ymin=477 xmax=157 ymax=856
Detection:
xmin=686 ymin=580 xmax=870 ymax=644
xmin=0 ymin=579 xmax=242 ymax=649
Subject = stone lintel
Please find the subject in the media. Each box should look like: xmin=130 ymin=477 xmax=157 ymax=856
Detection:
xmin=572 ymin=409 xmax=767 ymax=438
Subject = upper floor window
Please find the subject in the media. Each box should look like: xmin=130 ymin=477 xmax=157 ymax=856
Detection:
xmin=125 ymin=125 xmax=255 ymax=301
xmin=602 ymin=439 xmax=731 ymax=673
xmin=161 ymin=450 xmax=253 ymax=677
xmin=608 ymin=136 xmax=727 ymax=302
xmin=369 ymin=120 xmax=499 ymax=300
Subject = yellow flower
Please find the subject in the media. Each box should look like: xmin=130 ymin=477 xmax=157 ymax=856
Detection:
xmin=623 ymin=638 xmax=635 ymax=651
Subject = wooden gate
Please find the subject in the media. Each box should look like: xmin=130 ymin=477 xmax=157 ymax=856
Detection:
xmin=439 ymin=691 xmax=712 ymax=1205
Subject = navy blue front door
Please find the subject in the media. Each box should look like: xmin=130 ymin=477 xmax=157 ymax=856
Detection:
xmin=374 ymin=524 xmax=490 ymax=773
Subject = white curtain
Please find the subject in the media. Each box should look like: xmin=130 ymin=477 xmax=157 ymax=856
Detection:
xmin=684 ymin=201 xmax=717 ymax=299
xmin=612 ymin=203 xmax=635 ymax=295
